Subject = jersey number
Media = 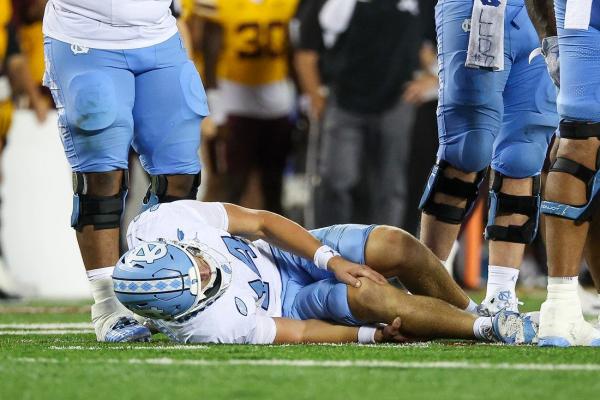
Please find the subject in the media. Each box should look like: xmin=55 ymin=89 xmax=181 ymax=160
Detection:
xmin=236 ymin=21 xmax=287 ymax=59
xmin=222 ymin=236 xmax=270 ymax=311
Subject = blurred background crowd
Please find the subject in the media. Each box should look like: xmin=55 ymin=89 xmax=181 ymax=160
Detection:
xmin=0 ymin=0 xmax=595 ymax=301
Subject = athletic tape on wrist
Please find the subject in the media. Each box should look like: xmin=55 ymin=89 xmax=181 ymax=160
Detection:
xmin=313 ymin=245 xmax=340 ymax=270
xmin=358 ymin=326 xmax=377 ymax=344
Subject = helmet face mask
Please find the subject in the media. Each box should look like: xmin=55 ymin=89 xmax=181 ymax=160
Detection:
xmin=113 ymin=239 xmax=232 ymax=321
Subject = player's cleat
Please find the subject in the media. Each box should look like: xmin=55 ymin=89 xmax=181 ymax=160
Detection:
xmin=492 ymin=310 xmax=539 ymax=345
xmin=92 ymin=298 xmax=152 ymax=342
xmin=477 ymin=290 xmax=522 ymax=316
xmin=538 ymin=299 xmax=600 ymax=347
xmin=103 ymin=317 xmax=151 ymax=343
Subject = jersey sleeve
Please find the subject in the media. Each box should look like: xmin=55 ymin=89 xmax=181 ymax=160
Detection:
xmin=250 ymin=316 xmax=277 ymax=344
xmin=126 ymin=201 xmax=229 ymax=249
xmin=180 ymin=312 xmax=276 ymax=344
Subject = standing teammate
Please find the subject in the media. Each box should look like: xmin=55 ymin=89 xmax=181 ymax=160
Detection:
xmin=418 ymin=0 xmax=558 ymax=314
xmin=195 ymin=0 xmax=298 ymax=213
xmin=42 ymin=0 xmax=208 ymax=342
xmin=112 ymin=200 xmax=537 ymax=345
xmin=526 ymin=0 xmax=600 ymax=346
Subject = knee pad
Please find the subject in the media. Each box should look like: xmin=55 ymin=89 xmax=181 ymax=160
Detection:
xmin=541 ymin=121 xmax=600 ymax=222
xmin=494 ymin=140 xmax=549 ymax=178
xmin=68 ymin=71 xmax=117 ymax=131
xmin=71 ymin=171 xmax=128 ymax=232
xmin=442 ymin=129 xmax=495 ymax=173
xmin=141 ymin=172 xmax=201 ymax=212
xmin=419 ymin=160 xmax=487 ymax=224
xmin=485 ymin=172 xmax=541 ymax=244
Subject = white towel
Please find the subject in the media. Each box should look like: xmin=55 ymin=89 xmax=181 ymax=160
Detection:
xmin=565 ymin=0 xmax=593 ymax=29
xmin=465 ymin=0 xmax=508 ymax=71
xmin=319 ymin=0 xmax=358 ymax=49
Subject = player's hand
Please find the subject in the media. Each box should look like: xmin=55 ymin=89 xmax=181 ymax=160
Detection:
xmin=327 ymin=256 xmax=387 ymax=288
xmin=375 ymin=317 xmax=411 ymax=343
xmin=309 ymin=92 xmax=326 ymax=120
xmin=31 ymin=96 xmax=50 ymax=124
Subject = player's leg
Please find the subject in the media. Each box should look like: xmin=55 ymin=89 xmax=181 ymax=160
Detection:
xmin=419 ymin=0 xmax=508 ymax=262
xmin=538 ymin=0 xmax=600 ymax=346
xmin=43 ymin=38 xmax=149 ymax=342
xmin=131 ymin=34 xmax=207 ymax=209
xmin=480 ymin=11 xmax=558 ymax=314
xmin=279 ymin=224 xmax=535 ymax=343
xmin=222 ymin=116 xmax=263 ymax=207
xmin=257 ymin=117 xmax=292 ymax=214
xmin=308 ymin=224 xmax=477 ymax=312
xmin=364 ymin=226 xmax=475 ymax=311
xmin=315 ymin=100 xmax=365 ymax=226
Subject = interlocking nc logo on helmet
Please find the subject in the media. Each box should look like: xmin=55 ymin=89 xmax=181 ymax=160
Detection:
xmin=480 ymin=0 xmax=501 ymax=6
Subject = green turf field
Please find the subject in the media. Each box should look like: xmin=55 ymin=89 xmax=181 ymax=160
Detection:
xmin=1 ymin=291 xmax=599 ymax=400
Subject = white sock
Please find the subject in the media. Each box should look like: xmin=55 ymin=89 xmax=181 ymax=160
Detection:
xmin=485 ymin=265 xmax=519 ymax=299
xmin=473 ymin=317 xmax=493 ymax=340
xmin=465 ymin=298 xmax=479 ymax=314
xmin=547 ymin=276 xmax=579 ymax=302
xmin=87 ymin=267 xmax=115 ymax=304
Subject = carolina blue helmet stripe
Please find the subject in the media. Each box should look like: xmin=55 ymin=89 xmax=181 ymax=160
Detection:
xmin=113 ymin=276 xmax=192 ymax=294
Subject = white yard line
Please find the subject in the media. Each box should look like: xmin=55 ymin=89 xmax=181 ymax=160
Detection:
xmin=0 ymin=323 xmax=92 ymax=329
xmin=8 ymin=357 xmax=600 ymax=372
xmin=0 ymin=329 xmax=94 ymax=335
xmin=49 ymin=345 xmax=208 ymax=351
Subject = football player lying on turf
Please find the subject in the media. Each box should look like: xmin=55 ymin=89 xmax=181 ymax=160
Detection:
xmin=113 ymin=201 xmax=538 ymax=345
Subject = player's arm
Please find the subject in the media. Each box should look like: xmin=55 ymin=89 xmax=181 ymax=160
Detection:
xmin=525 ymin=0 xmax=559 ymax=87
xmin=524 ymin=0 xmax=557 ymax=40
xmin=223 ymin=203 xmax=387 ymax=287
xmin=272 ymin=317 xmax=404 ymax=344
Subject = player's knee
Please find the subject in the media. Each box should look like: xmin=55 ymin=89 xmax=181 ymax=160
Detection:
xmin=71 ymin=170 xmax=128 ymax=231
xmin=369 ymin=226 xmax=414 ymax=266
xmin=495 ymin=141 xmax=548 ymax=178
xmin=68 ymin=71 xmax=118 ymax=131
xmin=444 ymin=130 xmax=494 ymax=172
xmin=352 ymin=278 xmax=383 ymax=308
xmin=141 ymin=173 xmax=201 ymax=211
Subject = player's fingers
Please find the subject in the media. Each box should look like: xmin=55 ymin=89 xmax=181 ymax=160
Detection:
xmin=341 ymin=272 xmax=361 ymax=288
xmin=357 ymin=267 xmax=387 ymax=285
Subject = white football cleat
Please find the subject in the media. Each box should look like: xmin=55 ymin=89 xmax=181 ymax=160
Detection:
xmin=477 ymin=289 xmax=521 ymax=316
xmin=538 ymin=298 xmax=600 ymax=347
